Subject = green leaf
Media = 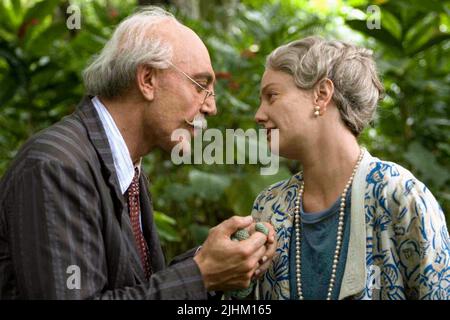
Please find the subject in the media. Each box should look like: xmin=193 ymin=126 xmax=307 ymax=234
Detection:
xmin=406 ymin=0 xmax=447 ymax=13
xmin=188 ymin=170 xmax=232 ymax=201
xmin=25 ymin=22 xmax=68 ymax=56
xmin=154 ymin=210 xmax=177 ymax=225
xmin=225 ymin=178 xmax=257 ymax=215
xmin=0 ymin=1 xmax=16 ymax=32
xmin=92 ymin=1 xmax=113 ymax=26
xmin=404 ymin=142 xmax=450 ymax=188
xmin=408 ymin=34 xmax=450 ymax=56
xmin=437 ymin=143 xmax=450 ymax=157
xmin=376 ymin=58 xmax=410 ymax=76
xmin=225 ymin=167 xmax=291 ymax=215
xmin=11 ymin=0 xmax=21 ymax=14
xmin=23 ymin=0 xmax=59 ymax=24
xmin=404 ymin=13 xmax=440 ymax=54
xmin=0 ymin=71 xmax=18 ymax=105
xmin=154 ymin=211 xmax=181 ymax=242
xmin=0 ymin=42 xmax=28 ymax=88
xmin=346 ymin=19 xmax=403 ymax=51
xmin=188 ymin=224 xmax=210 ymax=245
xmin=381 ymin=10 xmax=402 ymax=41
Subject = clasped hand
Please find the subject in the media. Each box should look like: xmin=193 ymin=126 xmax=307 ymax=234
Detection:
xmin=193 ymin=216 xmax=276 ymax=292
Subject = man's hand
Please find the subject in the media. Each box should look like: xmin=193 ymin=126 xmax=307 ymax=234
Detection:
xmin=193 ymin=216 xmax=275 ymax=292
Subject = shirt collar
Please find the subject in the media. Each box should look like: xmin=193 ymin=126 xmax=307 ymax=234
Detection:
xmin=91 ymin=96 xmax=140 ymax=194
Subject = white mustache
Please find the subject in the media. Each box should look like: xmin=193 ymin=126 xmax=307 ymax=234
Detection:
xmin=185 ymin=114 xmax=207 ymax=130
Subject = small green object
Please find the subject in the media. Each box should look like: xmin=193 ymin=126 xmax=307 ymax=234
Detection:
xmin=231 ymin=229 xmax=250 ymax=241
xmin=227 ymin=222 xmax=270 ymax=299
xmin=255 ymin=222 xmax=269 ymax=236
xmin=226 ymin=285 xmax=254 ymax=299
xmin=231 ymin=222 xmax=268 ymax=241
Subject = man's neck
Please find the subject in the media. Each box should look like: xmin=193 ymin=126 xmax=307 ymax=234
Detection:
xmin=97 ymin=95 xmax=150 ymax=163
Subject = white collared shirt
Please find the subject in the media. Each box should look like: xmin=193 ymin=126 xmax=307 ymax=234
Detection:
xmin=91 ymin=96 xmax=145 ymax=231
xmin=91 ymin=96 xmax=136 ymax=195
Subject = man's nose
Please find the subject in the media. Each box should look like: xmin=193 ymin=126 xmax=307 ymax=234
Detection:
xmin=201 ymin=96 xmax=217 ymax=116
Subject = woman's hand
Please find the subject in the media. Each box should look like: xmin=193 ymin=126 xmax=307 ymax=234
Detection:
xmin=248 ymin=221 xmax=277 ymax=279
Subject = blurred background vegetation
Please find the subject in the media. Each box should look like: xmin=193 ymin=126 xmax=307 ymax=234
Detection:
xmin=0 ymin=0 xmax=449 ymax=261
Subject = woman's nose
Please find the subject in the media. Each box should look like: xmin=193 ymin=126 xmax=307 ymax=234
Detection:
xmin=254 ymin=106 xmax=268 ymax=124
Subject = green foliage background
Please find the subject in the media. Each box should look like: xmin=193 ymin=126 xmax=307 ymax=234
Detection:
xmin=0 ymin=0 xmax=449 ymax=261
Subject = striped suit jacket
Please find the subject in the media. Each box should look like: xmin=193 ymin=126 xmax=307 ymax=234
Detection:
xmin=0 ymin=96 xmax=207 ymax=299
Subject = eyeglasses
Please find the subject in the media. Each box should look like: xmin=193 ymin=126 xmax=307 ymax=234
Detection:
xmin=167 ymin=61 xmax=215 ymax=105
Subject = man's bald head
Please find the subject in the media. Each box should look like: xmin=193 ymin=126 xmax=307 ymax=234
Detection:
xmin=82 ymin=6 xmax=211 ymax=99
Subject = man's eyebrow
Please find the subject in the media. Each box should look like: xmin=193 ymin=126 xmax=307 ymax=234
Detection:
xmin=192 ymin=72 xmax=215 ymax=85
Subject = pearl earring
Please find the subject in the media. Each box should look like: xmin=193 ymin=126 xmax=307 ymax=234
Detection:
xmin=314 ymin=105 xmax=321 ymax=117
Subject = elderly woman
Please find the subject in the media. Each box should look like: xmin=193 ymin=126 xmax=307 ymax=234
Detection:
xmin=251 ymin=36 xmax=450 ymax=300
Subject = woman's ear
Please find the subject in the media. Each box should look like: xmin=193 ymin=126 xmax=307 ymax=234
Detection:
xmin=136 ymin=65 xmax=157 ymax=101
xmin=313 ymin=78 xmax=334 ymax=114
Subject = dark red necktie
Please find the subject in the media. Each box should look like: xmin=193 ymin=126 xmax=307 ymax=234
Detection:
xmin=127 ymin=168 xmax=151 ymax=280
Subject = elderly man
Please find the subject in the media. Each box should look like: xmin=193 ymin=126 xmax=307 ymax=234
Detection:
xmin=0 ymin=7 xmax=275 ymax=299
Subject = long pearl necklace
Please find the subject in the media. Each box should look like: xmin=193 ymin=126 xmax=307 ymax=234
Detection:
xmin=294 ymin=149 xmax=364 ymax=300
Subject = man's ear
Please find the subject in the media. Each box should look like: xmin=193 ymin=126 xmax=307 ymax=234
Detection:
xmin=313 ymin=78 xmax=334 ymax=113
xmin=136 ymin=64 xmax=157 ymax=101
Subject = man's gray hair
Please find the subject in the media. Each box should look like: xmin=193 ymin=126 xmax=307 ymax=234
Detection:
xmin=83 ymin=6 xmax=176 ymax=99
xmin=266 ymin=36 xmax=384 ymax=136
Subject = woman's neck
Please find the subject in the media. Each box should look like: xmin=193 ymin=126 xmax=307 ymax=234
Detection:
xmin=298 ymin=129 xmax=361 ymax=212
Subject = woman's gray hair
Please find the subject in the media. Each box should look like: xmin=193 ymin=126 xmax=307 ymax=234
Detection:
xmin=266 ymin=36 xmax=384 ymax=136
xmin=83 ymin=6 xmax=176 ymax=99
